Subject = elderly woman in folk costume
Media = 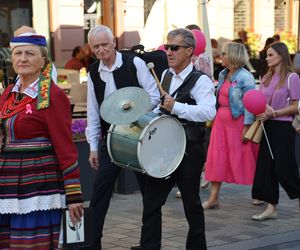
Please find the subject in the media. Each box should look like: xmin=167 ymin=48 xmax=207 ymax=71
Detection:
xmin=0 ymin=32 xmax=83 ymax=249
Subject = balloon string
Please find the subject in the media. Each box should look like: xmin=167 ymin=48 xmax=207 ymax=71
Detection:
xmin=261 ymin=121 xmax=274 ymax=159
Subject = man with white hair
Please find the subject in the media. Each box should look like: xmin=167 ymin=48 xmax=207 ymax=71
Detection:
xmin=85 ymin=24 xmax=160 ymax=249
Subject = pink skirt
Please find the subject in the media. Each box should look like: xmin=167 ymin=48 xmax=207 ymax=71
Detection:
xmin=205 ymin=106 xmax=259 ymax=185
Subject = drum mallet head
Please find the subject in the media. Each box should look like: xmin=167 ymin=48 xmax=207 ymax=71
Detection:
xmin=147 ymin=62 xmax=164 ymax=94
xmin=147 ymin=62 xmax=155 ymax=70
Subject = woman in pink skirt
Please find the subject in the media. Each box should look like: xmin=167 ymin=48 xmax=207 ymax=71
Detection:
xmin=203 ymin=42 xmax=259 ymax=209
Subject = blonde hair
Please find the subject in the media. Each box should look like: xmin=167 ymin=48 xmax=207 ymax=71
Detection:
xmin=221 ymin=42 xmax=248 ymax=69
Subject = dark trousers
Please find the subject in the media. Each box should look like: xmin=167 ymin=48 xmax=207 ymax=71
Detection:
xmin=89 ymin=143 xmax=145 ymax=248
xmin=141 ymin=141 xmax=207 ymax=250
xmin=252 ymin=120 xmax=300 ymax=204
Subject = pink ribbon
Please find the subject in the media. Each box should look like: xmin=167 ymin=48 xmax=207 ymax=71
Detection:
xmin=25 ymin=104 xmax=32 ymax=114
xmin=231 ymin=80 xmax=237 ymax=88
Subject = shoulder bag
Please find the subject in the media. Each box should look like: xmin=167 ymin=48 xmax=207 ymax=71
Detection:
xmin=244 ymin=119 xmax=263 ymax=143
xmin=288 ymin=73 xmax=300 ymax=131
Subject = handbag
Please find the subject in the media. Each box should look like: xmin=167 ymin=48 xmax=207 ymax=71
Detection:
xmin=244 ymin=119 xmax=263 ymax=143
xmin=292 ymin=114 xmax=300 ymax=131
xmin=287 ymin=73 xmax=300 ymax=132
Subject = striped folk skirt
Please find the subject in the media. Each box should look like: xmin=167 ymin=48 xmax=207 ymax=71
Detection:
xmin=0 ymin=209 xmax=61 ymax=249
xmin=0 ymin=150 xmax=65 ymax=249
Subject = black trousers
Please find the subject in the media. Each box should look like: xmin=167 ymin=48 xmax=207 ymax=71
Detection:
xmin=89 ymin=142 xmax=145 ymax=249
xmin=141 ymin=141 xmax=207 ymax=250
xmin=252 ymin=120 xmax=300 ymax=204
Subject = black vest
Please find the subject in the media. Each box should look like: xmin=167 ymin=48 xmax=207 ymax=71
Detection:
xmin=89 ymin=53 xmax=140 ymax=138
xmin=161 ymin=67 xmax=206 ymax=141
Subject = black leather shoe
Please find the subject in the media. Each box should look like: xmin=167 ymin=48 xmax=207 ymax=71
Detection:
xmin=131 ymin=245 xmax=141 ymax=250
xmin=80 ymin=243 xmax=101 ymax=250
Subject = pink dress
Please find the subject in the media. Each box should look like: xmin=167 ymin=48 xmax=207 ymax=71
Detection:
xmin=205 ymin=80 xmax=259 ymax=185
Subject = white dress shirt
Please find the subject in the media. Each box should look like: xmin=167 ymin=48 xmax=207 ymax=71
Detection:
xmin=85 ymin=51 xmax=160 ymax=151
xmin=12 ymin=77 xmax=39 ymax=97
xmin=154 ymin=63 xmax=216 ymax=122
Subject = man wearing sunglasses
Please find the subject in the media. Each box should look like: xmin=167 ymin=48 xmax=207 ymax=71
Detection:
xmin=135 ymin=28 xmax=216 ymax=250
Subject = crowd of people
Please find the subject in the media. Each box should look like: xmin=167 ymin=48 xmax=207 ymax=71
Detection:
xmin=0 ymin=23 xmax=300 ymax=250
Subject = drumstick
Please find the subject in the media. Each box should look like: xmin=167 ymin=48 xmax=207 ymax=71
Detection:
xmin=147 ymin=62 xmax=165 ymax=95
xmin=261 ymin=121 xmax=274 ymax=159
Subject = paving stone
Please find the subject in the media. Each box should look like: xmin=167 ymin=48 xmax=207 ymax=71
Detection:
xmin=95 ymin=184 xmax=300 ymax=250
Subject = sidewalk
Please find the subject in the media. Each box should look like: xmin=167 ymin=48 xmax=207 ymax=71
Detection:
xmin=101 ymin=183 xmax=300 ymax=249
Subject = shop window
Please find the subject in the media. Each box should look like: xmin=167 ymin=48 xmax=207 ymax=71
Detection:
xmin=0 ymin=0 xmax=32 ymax=37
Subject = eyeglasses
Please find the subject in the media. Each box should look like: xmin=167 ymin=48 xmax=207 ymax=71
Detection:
xmin=164 ymin=44 xmax=190 ymax=51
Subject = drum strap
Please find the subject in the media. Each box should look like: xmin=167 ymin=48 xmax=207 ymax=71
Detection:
xmin=161 ymin=70 xmax=173 ymax=93
xmin=161 ymin=67 xmax=205 ymax=101
xmin=160 ymin=68 xmax=207 ymax=142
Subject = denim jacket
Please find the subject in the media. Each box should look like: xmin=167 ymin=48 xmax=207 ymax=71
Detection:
xmin=217 ymin=67 xmax=255 ymax=125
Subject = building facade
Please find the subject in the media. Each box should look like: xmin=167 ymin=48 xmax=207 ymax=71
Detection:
xmin=0 ymin=0 xmax=299 ymax=65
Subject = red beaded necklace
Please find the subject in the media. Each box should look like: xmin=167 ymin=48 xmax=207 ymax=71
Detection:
xmin=0 ymin=92 xmax=33 ymax=119
xmin=0 ymin=62 xmax=52 ymax=121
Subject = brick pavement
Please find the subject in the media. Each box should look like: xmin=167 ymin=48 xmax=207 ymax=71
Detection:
xmin=99 ymin=183 xmax=300 ymax=249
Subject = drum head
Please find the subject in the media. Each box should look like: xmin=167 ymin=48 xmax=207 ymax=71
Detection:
xmin=137 ymin=115 xmax=186 ymax=178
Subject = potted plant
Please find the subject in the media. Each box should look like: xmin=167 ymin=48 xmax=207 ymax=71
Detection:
xmin=72 ymin=118 xmax=87 ymax=142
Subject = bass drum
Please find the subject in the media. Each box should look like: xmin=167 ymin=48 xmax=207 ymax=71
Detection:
xmin=107 ymin=113 xmax=186 ymax=178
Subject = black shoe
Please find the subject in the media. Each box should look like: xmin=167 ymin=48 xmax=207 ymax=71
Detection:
xmin=131 ymin=245 xmax=141 ymax=250
xmin=80 ymin=243 xmax=101 ymax=250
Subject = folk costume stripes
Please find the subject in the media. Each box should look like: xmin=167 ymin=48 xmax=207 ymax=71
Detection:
xmin=0 ymin=210 xmax=61 ymax=249
xmin=0 ymin=33 xmax=82 ymax=249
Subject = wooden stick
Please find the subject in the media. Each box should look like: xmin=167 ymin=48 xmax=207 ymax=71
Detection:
xmin=147 ymin=62 xmax=165 ymax=94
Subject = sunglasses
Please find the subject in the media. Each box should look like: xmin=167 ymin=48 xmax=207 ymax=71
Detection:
xmin=164 ymin=44 xmax=190 ymax=51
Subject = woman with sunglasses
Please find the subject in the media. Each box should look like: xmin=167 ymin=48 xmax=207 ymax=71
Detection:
xmin=202 ymin=42 xmax=259 ymax=210
xmin=252 ymin=42 xmax=300 ymax=220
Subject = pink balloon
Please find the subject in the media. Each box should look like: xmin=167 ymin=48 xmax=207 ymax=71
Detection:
xmin=243 ymin=89 xmax=266 ymax=115
xmin=191 ymin=29 xmax=206 ymax=56
xmin=157 ymin=44 xmax=166 ymax=52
